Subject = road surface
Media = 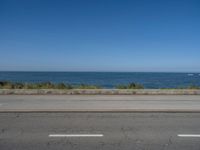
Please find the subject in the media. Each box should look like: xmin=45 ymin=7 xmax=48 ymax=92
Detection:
xmin=1 ymin=113 xmax=200 ymax=150
xmin=0 ymin=95 xmax=200 ymax=112
xmin=1 ymin=95 xmax=200 ymax=149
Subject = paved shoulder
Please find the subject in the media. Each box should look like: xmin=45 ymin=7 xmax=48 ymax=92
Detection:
xmin=0 ymin=95 xmax=200 ymax=112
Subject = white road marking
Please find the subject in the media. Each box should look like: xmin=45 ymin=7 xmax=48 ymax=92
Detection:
xmin=178 ymin=134 xmax=200 ymax=137
xmin=49 ymin=134 xmax=104 ymax=137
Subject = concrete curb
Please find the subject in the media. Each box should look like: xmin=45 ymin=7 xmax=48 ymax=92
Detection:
xmin=1 ymin=89 xmax=200 ymax=95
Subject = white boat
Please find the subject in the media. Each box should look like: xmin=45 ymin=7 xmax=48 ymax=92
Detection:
xmin=188 ymin=73 xmax=194 ymax=76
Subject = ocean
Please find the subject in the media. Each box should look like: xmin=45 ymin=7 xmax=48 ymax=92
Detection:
xmin=0 ymin=72 xmax=200 ymax=89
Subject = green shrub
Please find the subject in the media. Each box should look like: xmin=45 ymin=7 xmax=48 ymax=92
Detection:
xmin=115 ymin=85 xmax=127 ymax=89
xmin=77 ymin=84 xmax=101 ymax=89
xmin=40 ymin=82 xmax=55 ymax=89
xmin=187 ymin=85 xmax=200 ymax=89
xmin=56 ymin=83 xmax=66 ymax=89
xmin=65 ymin=84 xmax=73 ymax=89
xmin=0 ymin=81 xmax=13 ymax=89
xmin=56 ymin=83 xmax=73 ymax=89
xmin=13 ymin=83 xmax=24 ymax=89
xmin=116 ymin=82 xmax=144 ymax=89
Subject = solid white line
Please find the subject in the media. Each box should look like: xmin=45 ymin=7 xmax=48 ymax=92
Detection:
xmin=178 ymin=134 xmax=200 ymax=137
xmin=49 ymin=134 xmax=104 ymax=137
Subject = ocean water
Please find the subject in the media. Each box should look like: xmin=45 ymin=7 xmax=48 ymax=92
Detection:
xmin=0 ymin=72 xmax=200 ymax=89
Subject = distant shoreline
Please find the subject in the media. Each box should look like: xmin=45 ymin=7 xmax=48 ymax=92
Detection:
xmin=0 ymin=71 xmax=200 ymax=73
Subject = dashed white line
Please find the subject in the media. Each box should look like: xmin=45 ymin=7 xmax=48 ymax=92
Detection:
xmin=49 ymin=134 xmax=104 ymax=137
xmin=178 ymin=134 xmax=200 ymax=137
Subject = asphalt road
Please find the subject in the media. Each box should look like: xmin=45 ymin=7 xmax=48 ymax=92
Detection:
xmin=1 ymin=113 xmax=200 ymax=150
xmin=1 ymin=95 xmax=200 ymax=149
xmin=0 ymin=95 xmax=200 ymax=112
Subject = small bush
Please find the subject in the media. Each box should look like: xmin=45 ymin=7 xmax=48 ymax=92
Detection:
xmin=116 ymin=82 xmax=144 ymax=89
xmin=77 ymin=84 xmax=101 ymax=89
xmin=56 ymin=83 xmax=66 ymax=89
xmin=65 ymin=84 xmax=73 ymax=89
xmin=40 ymin=82 xmax=55 ymax=89
xmin=187 ymin=85 xmax=200 ymax=89
xmin=0 ymin=81 xmax=14 ymax=89
xmin=13 ymin=83 xmax=24 ymax=89
xmin=56 ymin=83 xmax=73 ymax=89
xmin=115 ymin=85 xmax=127 ymax=89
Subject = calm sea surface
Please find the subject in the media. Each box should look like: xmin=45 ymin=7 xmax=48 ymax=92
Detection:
xmin=0 ymin=72 xmax=200 ymax=89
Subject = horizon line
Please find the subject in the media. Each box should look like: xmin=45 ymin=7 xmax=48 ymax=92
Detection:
xmin=0 ymin=71 xmax=200 ymax=74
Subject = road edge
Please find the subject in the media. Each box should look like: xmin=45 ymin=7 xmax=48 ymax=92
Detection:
xmin=1 ymin=109 xmax=200 ymax=113
xmin=1 ymin=89 xmax=200 ymax=95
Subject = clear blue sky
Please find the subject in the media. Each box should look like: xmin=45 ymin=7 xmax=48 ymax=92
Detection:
xmin=0 ymin=0 xmax=200 ymax=72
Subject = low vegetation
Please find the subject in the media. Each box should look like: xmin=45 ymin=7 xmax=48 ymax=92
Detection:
xmin=74 ymin=84 xmax=101 ymax=89
xmin=0 ymin=81 xmax=100 ymax=89
xmin=0 ymin=81 xmax=200 ymax=90
xmin=115 ymin=82 xmax=144 ymax=89
xmin=161 ymin=85 xmax=200 ymax=90
xmin=178 ymin=85 xmax=200 ymax=89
